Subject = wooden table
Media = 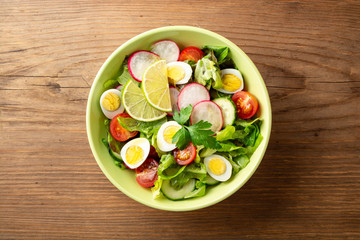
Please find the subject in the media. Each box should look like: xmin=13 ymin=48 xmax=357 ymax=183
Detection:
xmin=1 ymin=0 xmax=359 ymax=239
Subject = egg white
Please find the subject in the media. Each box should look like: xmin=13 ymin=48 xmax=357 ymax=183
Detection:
xmin=120 ymin=138 xmax=150 ymax=169
xmin=204 ymin=154 xmax=232 ymax=182
xmin=100 ymin=89 xmax=124 ymax=119
xmin=167 ymin=61 xmax=192 ymax=85
xmin=218 ymin=69 xmax=244 ymax=94
xmin=157 ymin=121 xmax=182 ymax=152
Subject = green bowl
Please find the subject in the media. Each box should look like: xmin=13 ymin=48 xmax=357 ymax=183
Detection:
xmin=86 ymin=26 xmax=272 ymax=211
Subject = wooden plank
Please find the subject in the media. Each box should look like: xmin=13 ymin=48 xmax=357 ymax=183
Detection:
xmin=0 ymin=0 xmax=359 ymax=239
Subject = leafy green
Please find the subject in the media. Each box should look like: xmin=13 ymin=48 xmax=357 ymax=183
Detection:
xmin=151 ymin=176 xmax=163 ymax=199
xmin=216 ymin=125 xmax=236 ymax=141
xmin=157 ymin=154 xmax=186 ymax=180
xmin=116 ymin=64 xmax=138 ymax=91
xmin=172 ymin=105 xmax=221 ymax=150
xmin=246 ymin=134 xmax=263 ymax=157
xmin=170 ymin=163 xmax=207 ymax=190
xmin=103 ymin=79 xmax=119 ymax=89
xmin=102 ymin=119 xmax=126 ymax=169
xmin=194 ymin=58 xmax=222 ymax=90
xmin=151 ymin=127 xmax=166 ymax=158
xmin=117 ymin=115 xmax=166 ymax=139
xmin=184 ymin=182 xmax=206 ymax=199
xmin=209 ymin=88 xmax=232 ymax=99
xmin=171 ymin=127 xmax=191 ymax=150
xmin=173 ymin=105 xmax=192 ymax=125
xmin=217 ymin=141 xmax=242 ymax=152
xmin=202 ymin=45 xmax=235 ymax=69
xmin=184 ymin=59 xmax=196 ymax=68
xmin=199 ymin=148 xmax=217 ymax=158
xmin=233 ymin=155 xmax=250 ymax=169
xmin=186 ymin=121 xmax=221 ymax=149
xmin=216 ymin=118 xmax=262 ymax=148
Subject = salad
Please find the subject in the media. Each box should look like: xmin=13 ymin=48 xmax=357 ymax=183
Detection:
xmin=100 ymin=40 xmax=263 ymax=200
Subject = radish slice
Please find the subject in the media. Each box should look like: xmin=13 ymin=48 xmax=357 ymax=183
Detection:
xmin=128 ymin=51 xmax=160 ymax=82
xmin=168 ymin=86 xmax=180 ymax=117
xmin=177 ymin=83 xmax=210 ymax=110
xmin=151 ymin=40 xmax=180 ymax=63
xmin=115 ymin=85 xmax=122 ymax=90
xmin=190 ymin=100 xmax=223 ymax=133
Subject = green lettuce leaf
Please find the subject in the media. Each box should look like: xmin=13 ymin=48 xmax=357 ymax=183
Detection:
xmin=117 ymin=116 xmax=166 ymax=139
xmin=194 ymin=58 xmax=222 ymax=90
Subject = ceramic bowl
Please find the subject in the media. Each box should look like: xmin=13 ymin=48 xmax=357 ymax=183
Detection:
xmin=86 ymin=26 xmax=271 ymax=211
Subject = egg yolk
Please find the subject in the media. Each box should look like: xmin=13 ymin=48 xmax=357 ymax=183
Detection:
xmin=221 ymin=74 xmax=241 ymax=92
xmin=102 ymin=92 xmax=120 ymax=111
xmin=125 ymin=145 xmax=144 ymax=165
xmin=168 ymin=66 xmax=185 ymax=85
xmin=208 ymin=157 xmax=226 ymax=175
xmin=163 ymin=125 xmax=181 ymax=144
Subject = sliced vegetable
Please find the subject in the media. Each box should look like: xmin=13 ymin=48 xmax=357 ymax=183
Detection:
xmin=173 ymin=142 xmax=197 ymax=165
xmin=232 ymin=91 xmax=259 ymax=119
xmin=150 ymin=40 xmax=180 ymax=63
xmin=177 ymin=83 xmax=210 ymax=110
xmin=135 ymin=158 xmax=159 ymax=187
xmin=179 ymin=46 xmax=203 ymax=63
xmin=190 ymin=100 xmax=223 ymax=133
xmin=142 ymin=59 xmax=172 ymax=112
xmin=213 ymin=97 xmax=236 ymax=127
xmin=128 ymin=51 xmax=160 ymax=82
xmin=110 ymin=113 xmax=138 ymax=141
xmin=161 ymin=178 xmax=195 ymax=200
xmin=204 ymin=174 xmax=219 ymax=185
xmin=121 ymin=79 xmax=166 ymax=122
xmin=168 ymin=86 xmax=180 ymax=117
xmin=184 ymin=183 xmax=206 ymax=199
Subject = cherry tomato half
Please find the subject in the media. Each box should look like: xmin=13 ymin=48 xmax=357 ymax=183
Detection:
xmin=110 ymin=113 xmax=138 ymax=141
xmin=232 ymin=91 xmax=259 ymax=119
xmin=148 ymin=145 xmax=159 ymax=160
xmin=135 ymin=158 xmax=159 ymax=188
xmin=173 ymin=142 xmax=197 ymax=166
xmin=179 ymin=47 xmax=203 ymax=63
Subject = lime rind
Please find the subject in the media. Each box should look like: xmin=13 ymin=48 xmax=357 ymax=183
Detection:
xmin=141 ymin=60 xmax=172 ymax=112
xmin=122 ymin=80 xmax=166 ymax=122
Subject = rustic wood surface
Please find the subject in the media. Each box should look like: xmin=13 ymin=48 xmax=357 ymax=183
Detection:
xmin=1 ymin=0 xmax=359 ymax=239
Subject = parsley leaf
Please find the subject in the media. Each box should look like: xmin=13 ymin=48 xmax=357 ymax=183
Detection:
xmin=172 ymin=127 xmax=191 ymax=150
xmin=173 ymin=105 xmax=193 ymax=125
xmin=172 ymin=105 xmax=221 ymax=150
xmin=185 ymin=120 xmax=222 ymax=149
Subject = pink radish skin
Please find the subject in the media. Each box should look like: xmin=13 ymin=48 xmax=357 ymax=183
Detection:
xmin=177 ymin=83 xmax=210 ymax=110
xmin=115 ymin=85 xmax=122 ymax=90
xmin=190 ymin=100 xmax=223 ymax=133
xmin=168 ymin=86 xmax=180 ymax=117
xmin=151 ymin=40 xmax=180 ymax=63
xmin=128 ymin=51 xmax=160 ymax=82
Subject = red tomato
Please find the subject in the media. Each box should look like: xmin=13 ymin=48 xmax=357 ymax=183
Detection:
xmin=148 ymin=145 xmax=159 ymax=160
xmin=110 ymin=113 xmax=138 ymax=141
xmin=232 ymin=91 xmax=259 ymax=119
xmin=135 ymin=158 xmax=159 ymax=188
xmin=179 ymin=47 xmax=203 ymax=63
xmin=173 ymin=142 xmax=197 ymax=165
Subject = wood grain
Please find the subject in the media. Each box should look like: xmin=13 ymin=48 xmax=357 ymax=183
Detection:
xmin=1 ymin=0 xmax=359 ymax=239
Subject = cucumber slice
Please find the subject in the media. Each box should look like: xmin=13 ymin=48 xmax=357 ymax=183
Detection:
xmin=213 ymin=97 xmax=236 ymax=127
xmin=205 ymin=174 xmax=219 ymax=185
xmin=161 ymin=179 xmax=195 ymax=200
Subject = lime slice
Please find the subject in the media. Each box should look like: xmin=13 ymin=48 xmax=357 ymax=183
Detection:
xmin=122 ymin=80 xmax=166 ymax=122
xmin=142 ymin=60 xmax=172 ymax=112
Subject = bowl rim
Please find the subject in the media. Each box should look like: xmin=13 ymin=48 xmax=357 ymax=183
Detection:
xmin=86 ymin=25 xmax=272 ymax=211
